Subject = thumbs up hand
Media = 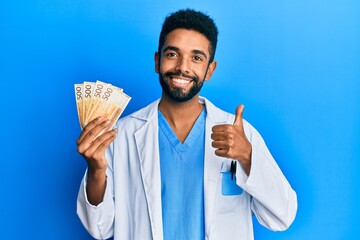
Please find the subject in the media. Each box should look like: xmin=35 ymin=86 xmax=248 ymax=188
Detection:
xmin=211 ymin=104 xmax=252 ymax=175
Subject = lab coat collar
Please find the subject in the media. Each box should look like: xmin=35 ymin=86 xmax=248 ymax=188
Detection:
xmin=131 ymin=98 xmax=160 ymax=121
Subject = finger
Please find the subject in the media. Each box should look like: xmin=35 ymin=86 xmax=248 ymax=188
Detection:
xmin=233 ymin=104 xmax=244 ymax=126
xmin=77 ymin=120 xmax=111 ymax=152
xmin=211 ymin=140 xmax=227 ymax=149
xmin=77 ymin=116 xmax=106 ymax=144
xmin=94 ymin=130 xmax=118 ymax=155
xmin=211 ymin=132 xmax=229 ymax=141
xmin=212 ymin=124 xmax=232 ymax=133
xmin=91 ymin=128 xmax=117 ymax=151
xmin=86 ymin=129 xmax=118 ymax=158
xmin=214 ymin=149 xmax=230 ymax=158
xmin=211 ymin=132 xmax=226 ymax=141
xmin=212 ymin=125 xmax=224 ymax=133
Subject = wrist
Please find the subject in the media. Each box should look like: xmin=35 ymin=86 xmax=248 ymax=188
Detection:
xmin=87 ymin=167 xmax=106 ymax=182
xmin=239 ymin=144 xmax=252 ymax=176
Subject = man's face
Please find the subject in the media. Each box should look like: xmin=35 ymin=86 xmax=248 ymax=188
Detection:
xmin=155 ymin=29 xmax=217 ymax=102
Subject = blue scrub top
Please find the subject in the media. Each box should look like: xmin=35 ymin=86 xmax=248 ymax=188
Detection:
xmin=158 ymin=108 xmax=206 ymax=240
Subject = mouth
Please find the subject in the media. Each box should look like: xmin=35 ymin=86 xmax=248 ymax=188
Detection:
xmin=171 ymin=77 xmax=192 ymax=87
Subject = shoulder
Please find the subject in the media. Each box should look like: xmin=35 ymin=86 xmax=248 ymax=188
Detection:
xmin=202 ymin=97 xmax=233 ymax=123
xmin=114 ymin=99 xmax=160 ymax=132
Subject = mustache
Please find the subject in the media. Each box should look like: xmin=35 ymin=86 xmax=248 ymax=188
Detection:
xmin=163 ymin=71 xmax=197 ymax=81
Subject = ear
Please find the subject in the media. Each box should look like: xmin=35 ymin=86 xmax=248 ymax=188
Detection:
xmin=154 ymin=52 xmax=160 ymax=73
xmin=204 ymin=60 xmax=217 ymax=81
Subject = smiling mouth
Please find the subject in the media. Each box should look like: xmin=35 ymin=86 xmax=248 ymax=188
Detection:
xmin=172 ymin=78 xmax=191 ymax=84
xmin=170 ymin=77 xmax=193 ymax=88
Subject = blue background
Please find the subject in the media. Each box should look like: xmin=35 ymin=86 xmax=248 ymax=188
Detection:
xmin=1 ymin=0 xmax=359 ymax=239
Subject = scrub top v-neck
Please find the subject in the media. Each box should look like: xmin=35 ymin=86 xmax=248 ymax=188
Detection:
xmin=158 ymin=107 xmax=206 ymax=240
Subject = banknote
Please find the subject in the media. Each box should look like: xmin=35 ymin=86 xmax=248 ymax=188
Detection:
xmin=85 ymin=80 xmax=108 ymax=126
xmin=82 ymin=81 xmax=95 ymax=127
xmin=74 ymin=84 xmax=84 ymax=127
xmin=74 ymin=81 xmax=131 ymax=130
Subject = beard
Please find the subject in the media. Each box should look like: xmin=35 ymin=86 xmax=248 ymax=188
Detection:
xmin=158 ymin=70 xmax=205 ymax=102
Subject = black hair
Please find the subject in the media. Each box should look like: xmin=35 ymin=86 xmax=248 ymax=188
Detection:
xmin=158 ymin=9 xmax=218 ymax=63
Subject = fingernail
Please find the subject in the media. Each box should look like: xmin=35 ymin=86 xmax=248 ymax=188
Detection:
xmin=113 ymin=129 xmax=118 ymax=137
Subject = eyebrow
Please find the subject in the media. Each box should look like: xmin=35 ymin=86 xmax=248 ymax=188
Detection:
xmin=192 ymin=49 xmax=208 ymax=59
xmin=163 ymin=46 xmax=208 ymax=60
xmin=162 ymin=46 xmax=179 ymax=53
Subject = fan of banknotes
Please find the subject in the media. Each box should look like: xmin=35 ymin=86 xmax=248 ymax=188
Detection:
xmin=74 ymin=80 xmax=131 ymax=130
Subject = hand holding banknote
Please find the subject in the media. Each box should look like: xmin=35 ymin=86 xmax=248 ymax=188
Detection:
xmin=74 ymin=80 xmax=131 ymax=205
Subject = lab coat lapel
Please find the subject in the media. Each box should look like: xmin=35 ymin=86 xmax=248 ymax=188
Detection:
xmin=202 ymin=97 xmax=231 ymax=236
xmin=133 ymin=100 xmax=163 ymax=240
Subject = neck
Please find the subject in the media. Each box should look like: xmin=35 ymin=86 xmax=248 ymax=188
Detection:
xmin=158 ymin=93 xmax=204 ymax=143
xmin=158 ymin=93 xmax=204 ymax=124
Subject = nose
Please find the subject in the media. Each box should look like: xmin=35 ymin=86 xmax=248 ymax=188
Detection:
xmin=175 ymin=57 xmax=190 ymax=74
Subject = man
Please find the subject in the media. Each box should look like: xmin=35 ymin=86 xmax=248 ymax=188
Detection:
xmin=76 ymin=9 xmax=297 ymax=240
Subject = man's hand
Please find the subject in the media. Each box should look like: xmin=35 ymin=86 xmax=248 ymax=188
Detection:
xmin=76 ymin=116 xmax=117 ymax=205
xmin=77 ymin=116 xmax=117 ymax=171
xmin=211 ymin=104 xmax=252 ymax=175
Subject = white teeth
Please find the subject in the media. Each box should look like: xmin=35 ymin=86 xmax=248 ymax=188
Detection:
xmin=173 ymin=78 xmax=190 ymax=84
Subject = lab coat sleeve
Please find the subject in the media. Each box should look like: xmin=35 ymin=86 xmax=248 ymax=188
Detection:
xmin=76 ymin=147 xmax=115 ymax=239
xmin=236 ymin=122 xmax=298 ymax=231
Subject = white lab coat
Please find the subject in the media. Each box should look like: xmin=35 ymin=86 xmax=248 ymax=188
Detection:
xmin=77 ymin=97 xmax=297 ymax=240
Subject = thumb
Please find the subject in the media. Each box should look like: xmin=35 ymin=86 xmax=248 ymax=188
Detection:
xmin=233 ymin=104 xmax=244 ymax=126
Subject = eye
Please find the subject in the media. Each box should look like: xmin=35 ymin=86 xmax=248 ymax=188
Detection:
xmin=193 ymin=55 xmax=203 ymax=62
xmin=166 ymin=52 xmax=177 ymax=58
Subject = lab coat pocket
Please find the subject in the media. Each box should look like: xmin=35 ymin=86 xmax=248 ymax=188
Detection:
xmin=215 ymin=168 xmax=246 ymax=214
xmin=221 ymin=172 xmax=243 ymax=196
